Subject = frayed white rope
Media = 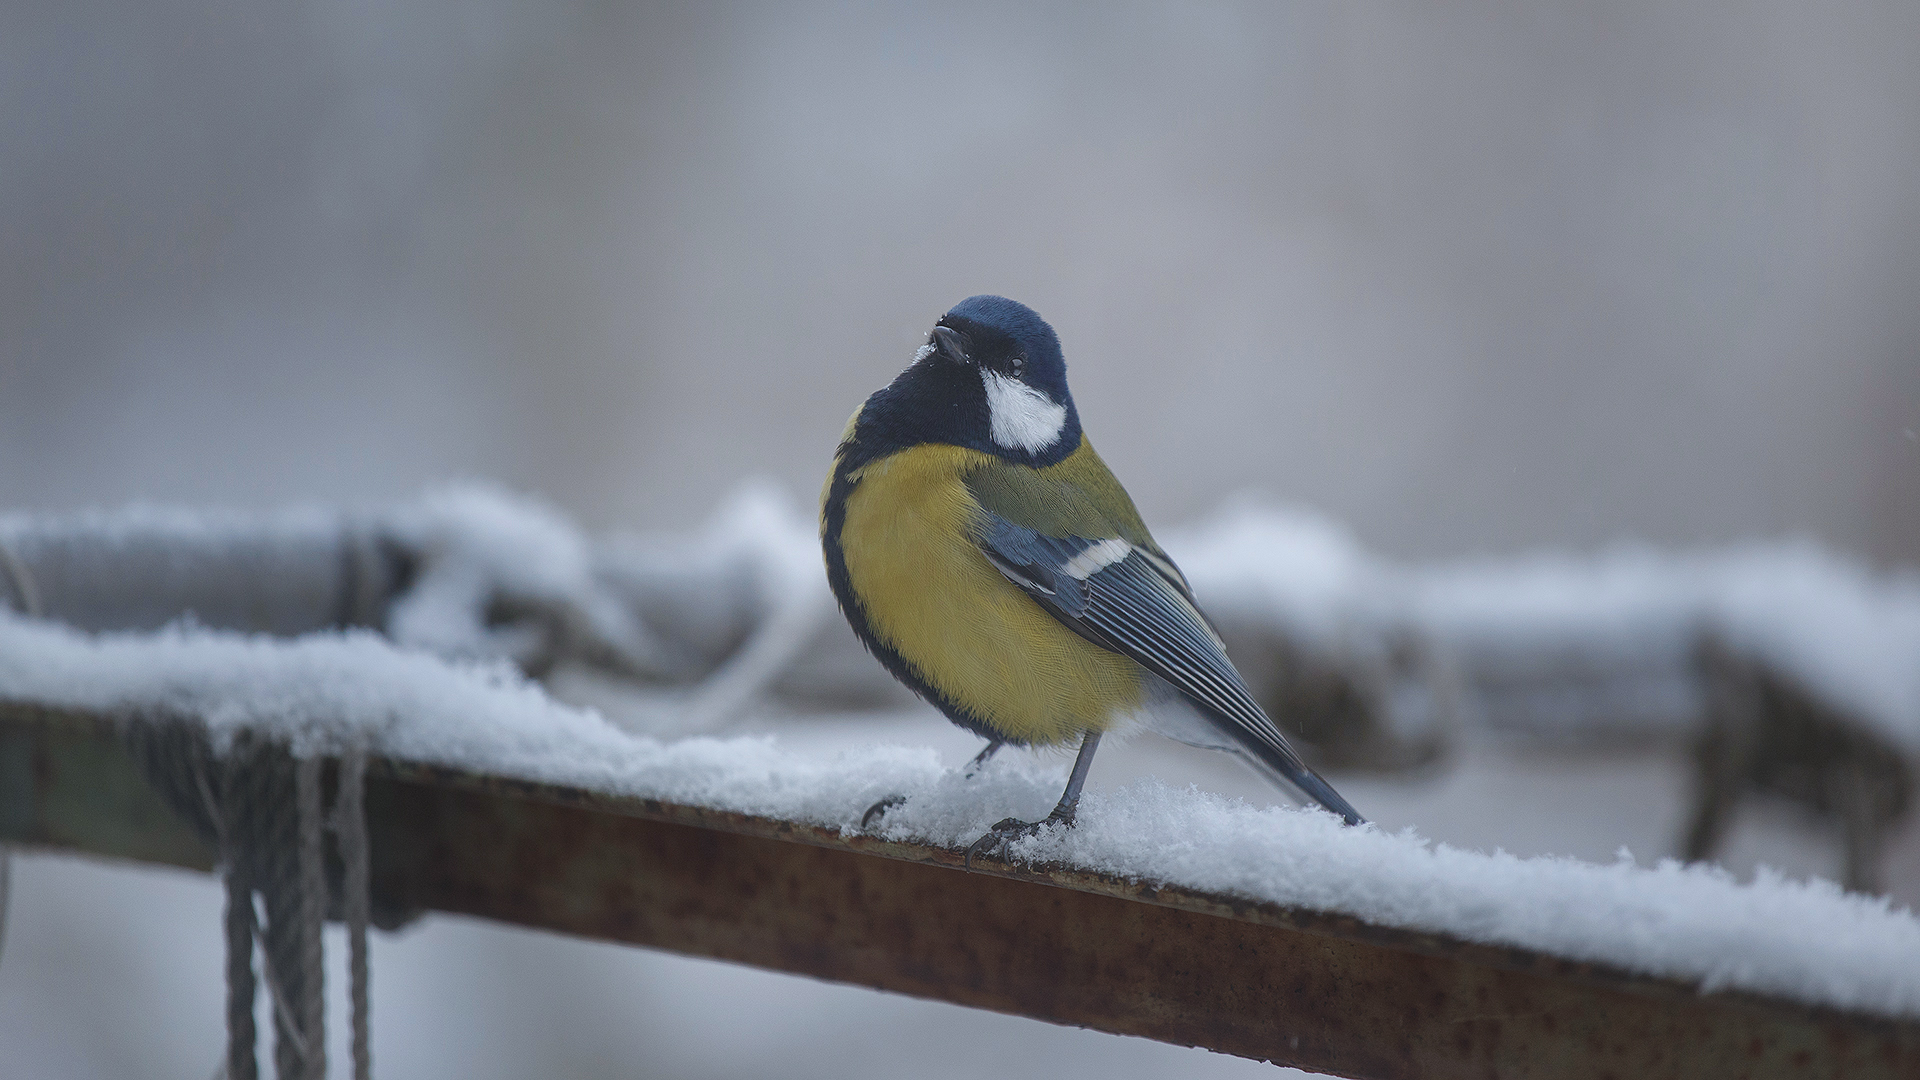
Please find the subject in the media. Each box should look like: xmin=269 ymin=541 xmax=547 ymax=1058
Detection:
xmin=255 ymin=908 xmax=314 ymax=1067
xmin=195 ymin=733 xmax=332 ymax=1080
xmin=214 ymin=737 xmax=260 ymax=1080
xmin=333 ymin=747 xmax=372 ymax=1080
xmin=292 ymin=755 xmax=326 ymax=1080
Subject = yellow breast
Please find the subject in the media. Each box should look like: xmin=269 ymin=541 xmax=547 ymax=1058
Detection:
xmin=835 ymin=443 xmax=1143 ymax=745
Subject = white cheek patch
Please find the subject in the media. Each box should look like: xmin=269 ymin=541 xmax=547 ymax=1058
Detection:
xmin=913 ymin=342 xmax=937 ymax=363
xmin=1062 ymin=537 xmax=1133 ymax=580
xmin=981 ymin=369 xmax=1067 ymax=453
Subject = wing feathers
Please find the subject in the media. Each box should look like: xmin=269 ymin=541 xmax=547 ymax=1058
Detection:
xmin=978 ymin=510 xmax=1364 ymax=826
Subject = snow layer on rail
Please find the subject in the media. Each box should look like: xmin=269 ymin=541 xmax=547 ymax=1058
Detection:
xmin=1405 ymin=540 xmax=1920 ymax=749
xmin=2 ymin=611 xmax=1917 ymax=1019
xmin=7 ymin=486 xmax=1919 ymax=747
xmin=1165 ymin=499 xmax=1920 ymax=749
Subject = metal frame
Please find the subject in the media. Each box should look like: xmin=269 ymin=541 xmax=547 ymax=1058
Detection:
xmin=2 ymin=702 xmax=1915 ymax=1079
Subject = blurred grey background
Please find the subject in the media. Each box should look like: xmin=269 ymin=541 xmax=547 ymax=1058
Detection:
xmin=5 ymin=1 xmax=1916 ymax=562
xmin=4 ymin=2 xmax=1919 ymax=1077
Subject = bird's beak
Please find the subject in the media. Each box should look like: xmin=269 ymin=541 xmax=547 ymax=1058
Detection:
xmin=930 ymin=325 xmax=971 ymax=364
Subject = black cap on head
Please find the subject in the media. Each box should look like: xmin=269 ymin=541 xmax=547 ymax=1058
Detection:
xmin=848 ymin=296 xmax=1083 ymax=468
xmin=935 ymin=295 xmax=1071 ymax=408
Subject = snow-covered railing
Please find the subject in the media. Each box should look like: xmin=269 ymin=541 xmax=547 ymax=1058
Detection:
xmin=7 ymin=487 xmax=1912 ymax=889
xmin=0 ymin=486 xmax=909 ymax=724
xmin=1180 ymin=505 xmax=1920 ymax=892
xmin=7 ymin=488 xmax=1916 ymax=747
xmin=4 ymin=694 xmax=1918 ymax=1080
xmin=2 ymin=601 xmax=1920 ymax=1078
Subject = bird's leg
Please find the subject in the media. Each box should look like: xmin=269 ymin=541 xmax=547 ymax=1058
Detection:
xmin=861 ymin=739 xmax=1007 ymax=830
xmin=965 ymin=731 xmax=1102 ymax=869
xmin=963 ymin=739 xmax=1005 ymax=778
xmin=1044 ymin=729 xmax=1102 ymax=824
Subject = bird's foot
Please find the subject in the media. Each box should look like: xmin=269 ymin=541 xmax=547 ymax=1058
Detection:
xmin=861 ymin=794 xmax=907 ymax=830
xmin=963 ymin=809 xmax=1074 ymax=870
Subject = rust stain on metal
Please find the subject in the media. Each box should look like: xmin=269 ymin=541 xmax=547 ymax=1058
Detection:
xmin=5 ymin=704 xmax=1920 ymax=1080
xmin=366 ymin=766 xmax=1920 ymax=1080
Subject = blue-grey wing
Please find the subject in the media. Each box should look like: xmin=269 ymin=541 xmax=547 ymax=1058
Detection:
xmin=977 ymin=513 xmax=1364 ymax=825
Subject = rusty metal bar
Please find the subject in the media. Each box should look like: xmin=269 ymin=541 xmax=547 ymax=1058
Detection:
xmin=2 ymin=703 xmax=1915 ymax=1079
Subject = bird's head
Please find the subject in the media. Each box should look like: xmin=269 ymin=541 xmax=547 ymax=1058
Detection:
xmin=856 ymin=295 xmax=1081 ymax=467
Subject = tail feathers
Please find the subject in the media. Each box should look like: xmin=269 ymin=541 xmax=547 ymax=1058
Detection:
xmin=1142 ymin=684 xmax=1367 ymax=826
xmin=1234 ymin=742 xmax=1366 ymax=827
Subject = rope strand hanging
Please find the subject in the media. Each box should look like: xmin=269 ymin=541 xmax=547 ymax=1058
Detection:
xmin=129 ymin=722 xmax=373 ymax=1080
xmin=335 ymin=746 xmax=372 ymax=1080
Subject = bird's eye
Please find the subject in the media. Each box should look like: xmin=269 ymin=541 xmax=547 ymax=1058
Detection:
xmin=1011 ymin=356 xmax=1025 ymax=373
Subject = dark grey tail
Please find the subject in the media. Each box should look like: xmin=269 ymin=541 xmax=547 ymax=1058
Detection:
xmin=1248 ymin=744 xmax=1366 ymax=827
xmin=1201 ymin=698 xmax=1367 ymax=826
xmin=1147 ymin=691 xmax=1367 ymax=826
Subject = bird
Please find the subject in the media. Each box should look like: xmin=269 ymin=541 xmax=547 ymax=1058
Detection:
xmin=821 ymin=295 xmax=1364 ymax=863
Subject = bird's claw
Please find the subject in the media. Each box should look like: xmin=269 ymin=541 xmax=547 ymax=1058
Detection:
xmin=963 ymin=812 xmax=1070 ymax=870
xmin=861 ymin=794 xmax=907 ymax=830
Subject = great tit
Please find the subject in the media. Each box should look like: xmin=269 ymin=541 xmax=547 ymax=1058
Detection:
xmin=822 ymin=295 xmax=1364 ymax=860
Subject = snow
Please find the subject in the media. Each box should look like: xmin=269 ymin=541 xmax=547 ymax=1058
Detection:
xmin=383 ymin=484 xmax=602 ymax=660
xmin=1705 ymin=543 xmax=1920 ymax=754
xmin=10 ymin=486 xmax=1919 ymax=752
xmin=1165 ymin=501 xmax=1920 ymax=750
xmin=1407 ymin=540 xmax=1920 ymax=750
xmin=0 ymin=502 xmax=353 ymax=635
xmin=1169 ymin=499 xmax=1393 ymax=643
xmin=2 ymin=610 xmax=1918 ymax=1019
